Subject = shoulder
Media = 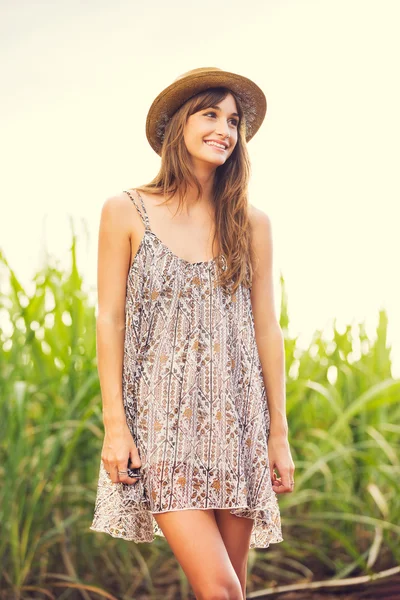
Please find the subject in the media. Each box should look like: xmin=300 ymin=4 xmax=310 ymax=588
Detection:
xmin=248 ymin=203 xmax=274 ymax=276
xmin=101 ymin=190 xmax=133 ymax=217
xmin=247 ymin=205 xmax=278 ymax=326
xmin=248 ymin=203 xmax=272 ymax=234
xmin=248 ymin=204 xmax=273 ymax=270
xmin=99 ymin=190 xmax=140 ymax=234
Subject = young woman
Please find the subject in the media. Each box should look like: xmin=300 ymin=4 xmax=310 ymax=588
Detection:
xmin=90 ymin=67 xmax=295 ymax=600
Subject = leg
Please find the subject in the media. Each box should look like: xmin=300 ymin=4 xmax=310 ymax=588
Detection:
xmin=214 ymin=509 xmax=254 ymax=598
xmin=152 ymin=509 xmax=243 ymax=600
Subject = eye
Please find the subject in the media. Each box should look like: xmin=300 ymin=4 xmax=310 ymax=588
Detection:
xmin=203 ymin=112 xmax=239 ymax=127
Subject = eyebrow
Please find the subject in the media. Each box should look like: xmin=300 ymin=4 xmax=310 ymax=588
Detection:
xmin=208 ymin=104 xmax=240 ymax=118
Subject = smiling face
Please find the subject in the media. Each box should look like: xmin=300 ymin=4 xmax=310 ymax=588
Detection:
xmin=183 ymin=93 xmax=239 ymax=169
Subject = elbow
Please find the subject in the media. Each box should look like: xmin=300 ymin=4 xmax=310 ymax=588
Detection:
xmin=96 ymin=311 xmax=126 ymax=331
xmin=254 ymin=321 xmax=283 ymax=342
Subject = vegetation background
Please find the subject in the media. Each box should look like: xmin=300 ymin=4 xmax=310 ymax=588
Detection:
xmin=1 ymin=232 xmax=399 ymax=599
xmin=2 ymin=2 xmax=399 ymax=596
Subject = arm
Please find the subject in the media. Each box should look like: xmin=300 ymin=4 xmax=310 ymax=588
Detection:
xmin=97 ymin=194 xmax=131 ymax=432
xmin=249 ymin=206 xmax=288 ymax=437
xmin=249 ymin=205 xmax=295 ymax=493
xmin=96 ymin=193 xmax=141 ymax=484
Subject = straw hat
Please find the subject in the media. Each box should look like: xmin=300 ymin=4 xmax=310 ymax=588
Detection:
xmin=146 ymin=67 xmax=267 ymax=156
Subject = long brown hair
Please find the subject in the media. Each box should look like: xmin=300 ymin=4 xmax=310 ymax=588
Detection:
xmin=136 ymin=87 xmax=255 ymax=294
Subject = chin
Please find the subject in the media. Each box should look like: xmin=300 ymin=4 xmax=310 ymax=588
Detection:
xmin=201 ymin=151 xmax=227 ymax=166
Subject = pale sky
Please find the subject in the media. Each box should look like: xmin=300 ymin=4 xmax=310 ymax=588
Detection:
xmin=1 ymin=1 xmax=399 ymax=376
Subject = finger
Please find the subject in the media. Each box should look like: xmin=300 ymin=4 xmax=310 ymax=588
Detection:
xmin=126 ymin=453 xmax=142 ymax=484
xmin=272 ymin=478 xmax=284 ymax=492
xmin=121 ymin=464 xmax=142 ymax=485
xmin=108 ymin=465 xmax=140 ymax=485
xmin=269 ymin=464 xmax=275 ymax=482
xmin=271 ymin=475 xmax=290 ymax=493
xmin=273 ymin=483 xmax=292 ymax=493
xmin=109 ymin=464 xmax=120 ymax=484
xmin=102 ymin=459 xmax=110 ymax=474
xmin=271 ymin=472 xmax=280 ymax=487
xmin=118 ymin=459 xmax=141 ymax=485
xmin=272 ymin=475 xmax=294 ymax=494
xmin=274 ymin=466 xmax=291 ymax=486
xmin=102 ymin=457 xmax=113 ymax=479
xmin=128 ymin=452 xmax=142 ymax=470
xmin=121 ymin=474 xmax=141 ymax=485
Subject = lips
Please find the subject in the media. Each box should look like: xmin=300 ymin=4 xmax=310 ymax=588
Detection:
xmin=204 ymin=140 xmax=228 ymax=151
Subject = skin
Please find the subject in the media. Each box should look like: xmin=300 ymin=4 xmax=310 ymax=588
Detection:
xmin=97 ymin=93 xmax=295 ymax=599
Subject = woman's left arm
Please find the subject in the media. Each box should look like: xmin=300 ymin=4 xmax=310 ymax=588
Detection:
xmin=249 ymin=205 xmax=295 ymax=494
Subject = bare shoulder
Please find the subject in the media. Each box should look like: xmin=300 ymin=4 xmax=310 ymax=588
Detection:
xmin=248 ymin=203 xmax=273 ymax=274
xmin=101 ymin=190 xmax=134 ymax=228
xmin=248 ymin=203 xmax=272 ymax=234
xmin=247 ymin=203 xmax=278 ymax=328
xmin=101 ymin=189 xmax=145 ymax=239
xmin=96 ymin=189 xmax=143 ymax=320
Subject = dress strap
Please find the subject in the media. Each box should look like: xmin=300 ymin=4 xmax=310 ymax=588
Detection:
xmin=123 ymin=189 xmax=151 ymax=231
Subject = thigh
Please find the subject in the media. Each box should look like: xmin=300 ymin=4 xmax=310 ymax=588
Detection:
xmin=152 ymin=508 xmax=243 ymax=600
xmin=214 ymin=509 xmax=254 ymax=596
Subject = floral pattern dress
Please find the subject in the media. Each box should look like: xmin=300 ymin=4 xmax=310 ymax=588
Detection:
xmin=90 ymin=188 xmax=283 ymax=549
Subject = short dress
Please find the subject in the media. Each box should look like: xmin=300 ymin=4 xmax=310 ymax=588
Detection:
xmin=90 ymin=188 xmax=283 ymax=549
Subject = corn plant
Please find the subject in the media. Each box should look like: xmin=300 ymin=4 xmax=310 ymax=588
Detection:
xmin=0 ymin=230 xmax=398 ymax=599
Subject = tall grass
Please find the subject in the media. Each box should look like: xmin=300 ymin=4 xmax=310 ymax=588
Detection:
xmin=0 ymin=233 xmax=399 ymax=599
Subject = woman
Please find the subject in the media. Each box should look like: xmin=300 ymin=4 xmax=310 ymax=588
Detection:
xmin=90 ymin=67 xmax=295 ymax=600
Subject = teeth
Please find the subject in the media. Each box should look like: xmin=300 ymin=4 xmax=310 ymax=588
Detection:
xmin=205 ymin=141 xmax=226 ymax=149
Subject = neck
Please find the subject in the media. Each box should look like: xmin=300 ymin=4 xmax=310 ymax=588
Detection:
xmin=176 ymin=164 xmax=216 ymax=214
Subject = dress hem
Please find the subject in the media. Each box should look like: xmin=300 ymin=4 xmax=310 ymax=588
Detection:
xmin=89 ymin=503 xmax=284 ymax=549
xmin=89 ymin=524 xmax=284 ymax=549
xmin=148 ymin=504 xmax=277 ymax=516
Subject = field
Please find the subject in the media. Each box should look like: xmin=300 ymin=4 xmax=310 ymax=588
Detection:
xmin=0 ymin=235 xmax=399 ymax=599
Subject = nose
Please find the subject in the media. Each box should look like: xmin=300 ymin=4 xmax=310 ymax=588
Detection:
xmin=215 ymin=118 xmax=230 ymax=138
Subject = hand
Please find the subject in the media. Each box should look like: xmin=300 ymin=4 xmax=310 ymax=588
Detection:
xmin=101 ymin=423 xmax=142 ymax=485
xmin=267 ymin=432 xmax=295 ymax=494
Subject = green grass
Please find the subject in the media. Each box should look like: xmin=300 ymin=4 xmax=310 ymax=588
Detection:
xmin=0 ymin=232 xmax=398 ymax=599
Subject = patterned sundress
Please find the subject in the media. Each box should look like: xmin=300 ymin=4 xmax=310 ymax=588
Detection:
xmin=90 ymin=188 xmax=283 ymax=549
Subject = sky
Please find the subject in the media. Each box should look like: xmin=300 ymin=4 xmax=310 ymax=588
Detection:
xmin=1 ymin=0 xmax=399 ymax=376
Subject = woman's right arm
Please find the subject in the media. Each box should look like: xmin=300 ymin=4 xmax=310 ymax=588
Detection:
xmin=96 ymin=193 xmax=141 ymax=485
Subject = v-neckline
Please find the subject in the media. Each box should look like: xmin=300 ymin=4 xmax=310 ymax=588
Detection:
xmin=129 ymin=229 xmax=227 ymax=274
xmin=134 ymin=190 xmax=223 ymax=267
xmin=146 ymin=230 xmax=221 ymax=267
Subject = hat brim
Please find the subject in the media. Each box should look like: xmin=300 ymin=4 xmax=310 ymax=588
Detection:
xmin=146 ymin=68 xmax=267 ymax=156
